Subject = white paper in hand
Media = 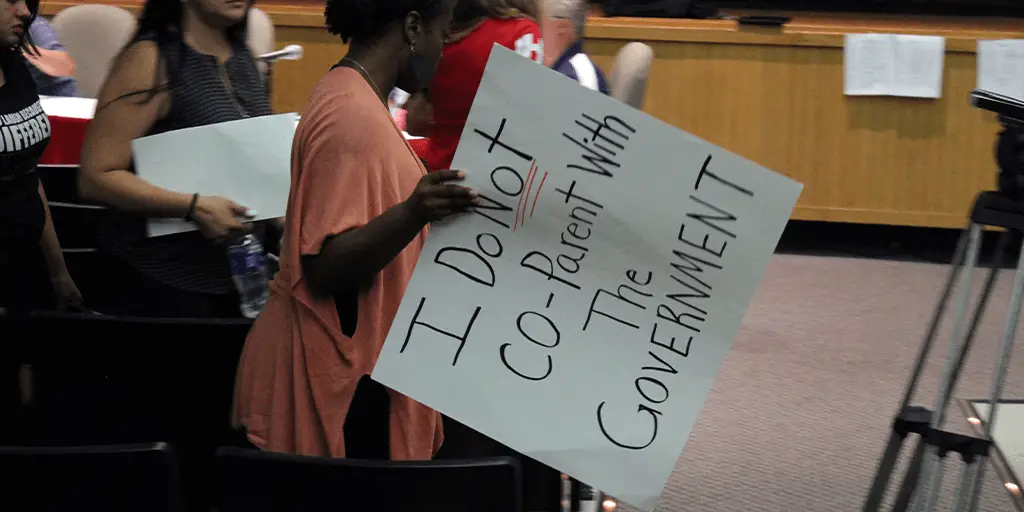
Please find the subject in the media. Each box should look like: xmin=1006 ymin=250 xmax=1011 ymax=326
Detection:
xmin=132 ymin=113 xmax=296 ymax=237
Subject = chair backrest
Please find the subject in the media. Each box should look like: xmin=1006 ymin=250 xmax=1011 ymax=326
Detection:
xmin=609 ymin=42 xmax=654 ymax=109
xmin=50 ymin=5 xmax=137 ymax=99
xmin=36 ymin=165 xmax=105 ymax=251
xmin=0 ymin=442 xmax=182 ymax=512
xmin=216 ymin=447 xmax=522 ymax=512
xmin=26 ymin=311 xmax=252 ymax=447
xmin=247 ymin=7 xmax=275 ymax=78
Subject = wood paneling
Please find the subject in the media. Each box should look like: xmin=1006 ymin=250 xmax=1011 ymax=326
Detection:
xmin=269 ymin=26 xmax=344 ymax=114
xmin=582 ymin=37 xmax=1003 ymax=227
xmin=38 ymin=2 xmax=1024 ymax=228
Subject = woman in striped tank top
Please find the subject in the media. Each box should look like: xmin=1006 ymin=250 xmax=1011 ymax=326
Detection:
xmin=78 ymin=0 xmax=275 ymax=318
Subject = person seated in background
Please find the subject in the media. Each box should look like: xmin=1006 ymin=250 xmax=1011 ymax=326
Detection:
xmin=23 ymin=15 xmax=77 ymax=97
xmin=541 ymin=0 xmax=608 ymax=94
xmin=233 ymin=0 xmax=472 ymax=459
xmin=77 ymin=0 xmax=276 ymax=319
xmin=404 ymin=0 xmax=544 ymax=171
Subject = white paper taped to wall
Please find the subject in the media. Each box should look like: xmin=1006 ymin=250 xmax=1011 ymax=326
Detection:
xmin=844 ymin=33 xmax=945 ymax=99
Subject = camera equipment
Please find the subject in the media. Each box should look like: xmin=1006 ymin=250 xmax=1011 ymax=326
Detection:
xmin=861 ymin=90 xmax=1024 ymax=512
xmin=973 ymin=91 xmax=1024 ymax=201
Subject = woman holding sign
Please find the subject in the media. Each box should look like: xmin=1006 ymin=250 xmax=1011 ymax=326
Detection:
xmin=232 ymin=0 xmax=476 ymax=459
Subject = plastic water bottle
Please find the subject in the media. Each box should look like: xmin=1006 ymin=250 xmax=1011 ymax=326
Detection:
xmin=227 ymin=233 xmax=268 ymax=319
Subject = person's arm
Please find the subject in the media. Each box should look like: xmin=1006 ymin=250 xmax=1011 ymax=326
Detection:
xmin=24 ymin=49 xmax=76 ymax=79
xmin=511 ymin=20 xmax=545 ymax=65
xmin=77 ymin=41 xmax=191 ymax=216
xmin=37 ymin=182 xmax=81 ymax=308
xmin=302 ymin=170 xmax=477 ymax=297
xmin=24 ymin=19 xmax=76 ymax=78
xmin=78 ymin=41 xmax=248 ymax=241
xmin=303 ymin=202 xmax=424 ymax=296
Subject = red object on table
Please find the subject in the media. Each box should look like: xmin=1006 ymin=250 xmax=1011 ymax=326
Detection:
xmin=40 ymin=115 xmax=90 ymax=166
xmin=392 ymin=108 xmax=408 ymax=131
xmin=407 ymin=137 xmax=429 ymax=158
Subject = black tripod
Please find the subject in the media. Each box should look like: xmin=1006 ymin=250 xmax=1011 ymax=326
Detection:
xmin=863 ymin=90 xmax=1024 ymax=512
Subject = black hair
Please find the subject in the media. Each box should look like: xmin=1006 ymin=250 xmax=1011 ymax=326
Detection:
xmin=448 ymin=0 xmax=536 ymax=39
xmin=1 ymin=0 xmax=40 ymax=63
xmin=105 ymin=0 xmax=250 ymax=106
xmin=138 ymin=0 xmax=249 ymax=87
xmin=325 ymin=0 xmax=447 ymax=45
xmin=453 ymin=0 xmax=537 ymax=25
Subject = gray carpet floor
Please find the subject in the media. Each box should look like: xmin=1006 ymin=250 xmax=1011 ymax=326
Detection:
xmin=629 ymin=254 xmax=1024 ymax=512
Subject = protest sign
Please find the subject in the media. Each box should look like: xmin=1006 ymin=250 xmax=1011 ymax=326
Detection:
xmin=372 ymin=45 xmax=803 ymax=511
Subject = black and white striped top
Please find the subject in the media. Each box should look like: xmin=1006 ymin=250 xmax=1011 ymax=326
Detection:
xmin=98 ymin=33 xmax=273 ymax=295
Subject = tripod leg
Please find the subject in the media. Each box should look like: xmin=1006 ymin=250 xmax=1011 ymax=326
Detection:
xmin=914 ymin=227 xmax=1009 ymax=512
xmin=862 ymin=229 xmax=971 ymax=512
xmin=893 ymin=438 xmax=928 ymax=512
xmin=898 ymin=226 xmax=972 ymax=410
xmin=955 ymin=234 xmax=1024 ymax=512
xmin=911 ymin=224 xmax=984 ymax=512
xmin=864 ymin=432 xmax=912 ymax=511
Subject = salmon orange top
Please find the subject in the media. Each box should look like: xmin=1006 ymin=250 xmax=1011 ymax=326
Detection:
xmin=232 ymin=67 xmax=442 ymax=459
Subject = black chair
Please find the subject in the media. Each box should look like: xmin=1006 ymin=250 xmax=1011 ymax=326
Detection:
xmin=25 ymin=310 xmax=251 ymax=444
xmin=37 ymin=165 xmax=106 ymax=252
xmin=48 ymin=204 xmax=105 ymax=251
xmin=216 ymin=447 xmax=522 ymax=512
xmin=24 ymin=311 xmax=252 ymax=511
xmin=36 ymin=165 xmax=80 ymax=204
xmin=0 ymin=442 xmax=182 ymax=512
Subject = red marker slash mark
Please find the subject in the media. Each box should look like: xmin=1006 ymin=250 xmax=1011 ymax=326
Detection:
xmin=530 ymin=171 xmax=548 ymax=218
xmin=520 ymin=164 xmax=540 ymax=228
xmin=513 ymin=160 xmax=538 ymax=232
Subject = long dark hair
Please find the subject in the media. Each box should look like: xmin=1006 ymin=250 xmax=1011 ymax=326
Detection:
xmin=109 ymin=0 xmax=251 ymax=105
xmin=1 ymin=0 xmax=40 ymax=64
xmin=449 ymin=0 xmax=538 ymax=41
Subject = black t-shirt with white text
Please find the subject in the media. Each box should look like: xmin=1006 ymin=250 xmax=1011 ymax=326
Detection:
xmin=0 ymin=52 xmax=50 ymax=243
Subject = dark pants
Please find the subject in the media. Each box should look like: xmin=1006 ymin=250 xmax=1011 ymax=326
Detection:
xmin=0 ymin=242 xmax=47 ymax=445
xmin=344 ymin=376 xmax=391 ymax=459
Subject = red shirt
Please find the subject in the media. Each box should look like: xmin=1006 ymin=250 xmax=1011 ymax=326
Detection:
xmin=415 ymin=17 xmax=543 ymax=171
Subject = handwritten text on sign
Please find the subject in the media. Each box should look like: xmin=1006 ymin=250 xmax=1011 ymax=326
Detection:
xmin=372 ymin=45 xmax=803 ymax=511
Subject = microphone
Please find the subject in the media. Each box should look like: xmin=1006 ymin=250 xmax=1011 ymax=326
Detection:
xmin=257 ymin=44 xmax=304 ymax=62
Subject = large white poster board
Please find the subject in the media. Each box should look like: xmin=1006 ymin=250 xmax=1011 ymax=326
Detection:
xmin=372 ymin=45 xmax=803 ymax=511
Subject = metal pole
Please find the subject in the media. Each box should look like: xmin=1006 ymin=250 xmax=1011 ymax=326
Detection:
xmin=899 ymin=229 xmax=971 ymax=410
xmin=911 ymin=223 xmax=983 ymax=512
xmin=862 ymin=229 xmax=971 ymax=512
xmin=955 ymin=236 xmax=1024 ymax=512
xmin=914 ymin=227 xmax=1009 ymax=511
xmin=892 ymin=439 xmax=928 ymax=512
